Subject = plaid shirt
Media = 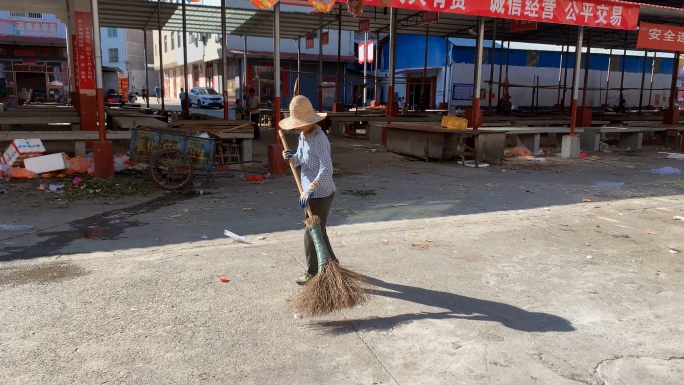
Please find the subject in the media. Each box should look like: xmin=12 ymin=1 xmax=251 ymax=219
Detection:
xmin=293 ymin=126 xmax=336 ymax=199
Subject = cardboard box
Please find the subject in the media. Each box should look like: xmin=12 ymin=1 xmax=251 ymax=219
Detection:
xmin=1 ymin=139 xmax=46 ymax=167
xmin=24 ymin=152 xmax=69 ymax=174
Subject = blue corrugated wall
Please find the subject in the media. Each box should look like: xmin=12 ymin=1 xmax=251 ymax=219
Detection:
xmin=381 ymin=35 xmax=675 ymax=74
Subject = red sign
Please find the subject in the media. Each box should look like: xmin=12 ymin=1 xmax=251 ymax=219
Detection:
xmin=118 ymin=78 xmax=129 ymax=102
xmin=322 ymin=31 xmax=329 ymax=46
xmin=21 ymin=60 xmax=37 ymax=65
xmin=305 ymin=34 xmax=314 ymax=49
xmin=358 ymin=18 xmax=370 ymax=34
xmin=348 ymin=0 xmax=639 ymax=30
xmin=511 ymin=20 xmax=538 ymax=32
xmin=75 ymin=12 xmax=95 ymax=90
xmin=0 ymin=18 xmax=60 ymax=38
xmin=358 ymin=41 xmax=366 ymax=64
xmin=421 ymin=11 xmax=439 ymax=25
xmin=367 ymin=40 xmax=374 ymax=63
xmin=636 ymin=22 xmax=684 ymax=52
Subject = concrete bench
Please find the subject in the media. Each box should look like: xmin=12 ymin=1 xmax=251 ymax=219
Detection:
xmin=579 ymin=126 xmax=681 ymax=151
xmin=478 ymin=127 xmax=586 ymax=154
xmin=0 ymin=130 xmax=130 ymax=157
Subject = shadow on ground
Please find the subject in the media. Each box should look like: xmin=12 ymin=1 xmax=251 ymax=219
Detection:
xmin=314 ymin=277 xmax=574 ymax=333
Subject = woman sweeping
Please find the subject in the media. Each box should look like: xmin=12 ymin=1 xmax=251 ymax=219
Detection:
xmin=280 ymin=95 xmax=338 ymax=285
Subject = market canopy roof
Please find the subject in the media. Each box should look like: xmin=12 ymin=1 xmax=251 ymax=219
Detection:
xmin=96 ymin=0 xmax=684 ymax=49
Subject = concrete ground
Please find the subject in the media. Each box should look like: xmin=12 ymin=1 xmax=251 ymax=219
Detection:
xmin=1 ymin=125 xmax=683 ymax=385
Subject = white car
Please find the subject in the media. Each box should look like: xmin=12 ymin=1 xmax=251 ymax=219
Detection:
xmin=188 ymin=87 xmax=223 ymax=109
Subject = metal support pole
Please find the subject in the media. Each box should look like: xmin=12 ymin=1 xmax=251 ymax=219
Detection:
xmin=562 ymin=27 xmax=570 ymax=111
xmin=375 ymin=31 xmax=380 ymax=103
xmin=471 ymin=18 xmax=485 ymax=130
xmin=581 ymin=30 xmax=591 ymax=111
xmin=420 ymin=24 xmax=428 ymax=110
xmin=387 ymin=7 xmax=397 ymax=124
xmin=497 ymin=34 xmax=504 ymax=107
xmin=638 ymin=50 xmax=648 ymax=114
xmin=274 ymin=2 xmax=281 ymax=142
xmin=243 ymin=35 xmax=248 ymax=100
xmin=619 ymin=31 xmax=627 ymax=103
xmin=65 ymin=6 xmax=74 ymax=106
xmin=557 ymin=45 xmax=564 ymax=106
xmin=336 ymin=5 xmax=342 ymax=104
xmin=182 ymin=0 xmax=189 ymax=117
xmin=570 ymin=27 xmax=584 ymax=136
xmin=144 ymin=30 xmax=150 ymax=109
xmin=488 ymin=19 xmax=496 ymax=116
xmin=91 ymin=0 xmax=105 ymax=141
xmin=443 ymin=36 xmax=449 ymax=106
xmin=648 ymin=53 xmax=655 ymax=106
xmin=296 ymin=38 xmax=301 ymax=96
xmin=505 ymin=40 xmax=510 ymax=77
xmin=604 ymin=48 xmax=612 ymax=106
xmin=364 ymin=31 xmax=368 ymax=107
xmin=668 ymin=51 xmax=680 ymax=112
xmin=157 ymin=0 xmax=165 ymax=111
xmin=221 ymin=0 xmax=228 ymax=120
xmin=318 ymin=12 xmax=323 ymax=112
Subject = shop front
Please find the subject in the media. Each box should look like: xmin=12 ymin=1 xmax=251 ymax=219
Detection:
xmin=0 ymin=45 xmax=68 ymax=107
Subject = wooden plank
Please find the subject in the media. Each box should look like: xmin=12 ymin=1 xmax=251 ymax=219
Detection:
xmin=0 ymin=131 xmax=130 ymax=140
xmin=169 ymin=120 xmax=252 ymax=127
xmin=0 ymin=116 xmax=81 ymax=124
xmin=113 ymin=117 xmax=168 ymax=130
xmin=2 ymin=111 xmax=78 ymax=118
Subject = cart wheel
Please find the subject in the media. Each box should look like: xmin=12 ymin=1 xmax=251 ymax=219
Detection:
xmin=149 ymin=149 xmax=194 ymax=190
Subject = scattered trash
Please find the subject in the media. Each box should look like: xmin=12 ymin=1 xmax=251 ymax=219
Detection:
xmin=462 ymin=160 xmax=489 ymax=168
xmin=197 ymin=132 xmax=210 ymax=139
xmin=668 ymin=248 xmax=680 ymax=255
xmin=0 ymin=224 xmax=34 ymax=232
xmin=201 ymin=235 xmax=208 ymax=240
xmin=1 ymin=139 xmax=45 ymax=167
xmin=509 ymin=146 xmax=532 ymax=157
xmin=599 ymin=142 xmax=612 ymax=153
xmin=9 ymin=167 xmax=35 ymax=179
xmin=224 ymin=230 xmax=250 ymax=244
xmin=244 ymin=174 xmax=267 ymax=183
xmin=219 ymin=277 xmax=229 ymax=283
xmin=24 ymin=152 xmax=69 ymax=174
xmin=595 ymin=181 xmax=624 ymax=188
xmin=109 ymin=220 xmax=120 ymax=224
xmin=411 ymin=243 xmax=429 ymax=249
xmin=242 ymin=207 xmax=255 ymax=211
xmin=293 ymin=313 xmax=302 ymax=319
xmin=72 ymin=176 xmax=83 ymax=186
xmin=382 ymin=240 xmax=389 ymax=245
xmin=667 ymin=153 xmax=684 ymax=160
xmin=674 ymin=216 xmax=684 ymax=221
xmin=0 ymin=189 xmax=5 ymax=194
xmin=257 ymin=236 xmax=267 ymax=240
xmin=583 ymin=198 xmax=592 ymax=202
xmin=580 ymin=152 xmax=588 ymax=158
xmin=647 ymin=231 xmax=657 ymax=235
xmin=586 ymin=255 xmax=594 ymax=259
xmin=647 ymin=166 xmax=681 ymax=175
xmin=48 ymin=184 xmax=65 ymax=192
xmin=410 ymin=233 xmax=417 ymax=237
xmin=528 ymin=157 xmax=546 ymax=163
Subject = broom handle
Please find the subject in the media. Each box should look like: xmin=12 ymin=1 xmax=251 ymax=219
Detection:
xmin=278 ymin=130 xmax=314 ymax=218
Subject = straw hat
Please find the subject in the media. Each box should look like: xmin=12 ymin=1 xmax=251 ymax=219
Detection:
xmin=279 ymin=95 xmax=327 ymax=130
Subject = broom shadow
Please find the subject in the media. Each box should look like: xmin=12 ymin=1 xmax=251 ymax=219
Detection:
xmin=313 ymin=277 xmax=575 ymax=334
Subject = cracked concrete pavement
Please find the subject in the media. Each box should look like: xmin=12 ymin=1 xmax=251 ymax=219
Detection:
xmin=1 ymin=127 xmax=683 ymax=384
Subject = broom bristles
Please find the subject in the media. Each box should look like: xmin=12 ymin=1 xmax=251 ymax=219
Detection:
xmin=292 ymin=262 xmax=372 ymax=317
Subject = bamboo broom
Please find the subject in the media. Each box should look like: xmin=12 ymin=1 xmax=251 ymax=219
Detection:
xmin=278 ymin=130 xmax=371 ymax=316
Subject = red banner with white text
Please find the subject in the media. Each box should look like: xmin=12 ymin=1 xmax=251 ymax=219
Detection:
xmin=636 ymin=22 xmax=684 ymax=52
xmin=341 ymin=0 xmax=639 ymax=30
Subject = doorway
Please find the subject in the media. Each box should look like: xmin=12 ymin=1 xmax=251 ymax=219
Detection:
xmin=15 ymin=72 xmax=46 ymax=103
xmin=407 ymin=77 xmax=435 ymax=110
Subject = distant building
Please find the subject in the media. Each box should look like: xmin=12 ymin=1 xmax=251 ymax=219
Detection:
xmin=100 ymin=27 xmax=158 ymax=94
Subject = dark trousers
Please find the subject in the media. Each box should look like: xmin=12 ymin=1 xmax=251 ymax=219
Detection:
xmin=250 ymin=113 xmax=261 ymax=139
xmin=305 ymin=192 xmax=337 ymax=275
